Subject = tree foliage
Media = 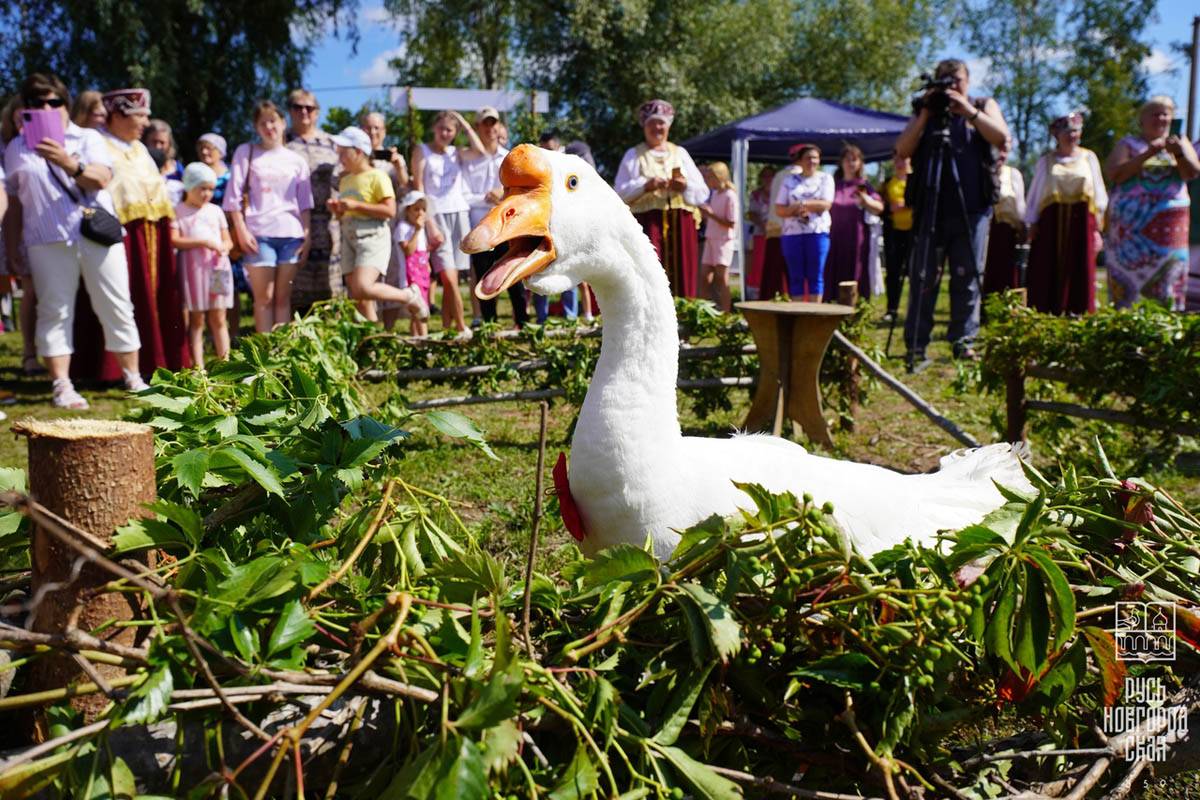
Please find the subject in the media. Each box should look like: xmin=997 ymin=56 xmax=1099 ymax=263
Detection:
xmin=1063 ymin=0 xmax=1156 ymax=158
xmin=0 ymin=0 xmax=357 ymax=154
xmin=382 ymin=0 xmax=951 ymax=172
xmin=959 ymin=0 xmax=1063 ymax=166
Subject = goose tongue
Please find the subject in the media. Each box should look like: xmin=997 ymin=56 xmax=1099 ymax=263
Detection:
xmin=478 ymin=236 xmax=548 ymax=296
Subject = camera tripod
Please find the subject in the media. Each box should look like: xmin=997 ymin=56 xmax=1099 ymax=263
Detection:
xmin=884 ymin=117 xmax=987 ymax=367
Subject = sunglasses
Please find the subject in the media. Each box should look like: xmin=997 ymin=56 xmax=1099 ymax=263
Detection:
xmin=27 ymin=96 xmax=66 ymax=109
xmin=290 ymin=103 xmax=317 ymax=113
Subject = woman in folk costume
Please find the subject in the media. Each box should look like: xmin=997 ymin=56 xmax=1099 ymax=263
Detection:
xmin=982 ymin=140 xmax=1026 ymax=295
xmin=614 ymin=99 xmax=708 ymax=297
xmin=1105 ymin=96 xmax=1200 ymax=310
xmin=1024 ymin=112 xmax=1108 ymax=314
xmin=73 ymin=88 xmax=189 ymax=380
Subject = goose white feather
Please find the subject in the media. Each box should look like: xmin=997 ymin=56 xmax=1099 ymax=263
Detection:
xmin=466 ymin=145 xmax=1031 ymax=560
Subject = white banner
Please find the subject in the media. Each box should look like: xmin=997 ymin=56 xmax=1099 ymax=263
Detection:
xmin=388 ymin=87 xmax=549 ymax=114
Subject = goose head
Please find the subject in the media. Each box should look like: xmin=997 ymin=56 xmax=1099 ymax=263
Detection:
xmin=464 ymin=144 xmax=652 ymax=300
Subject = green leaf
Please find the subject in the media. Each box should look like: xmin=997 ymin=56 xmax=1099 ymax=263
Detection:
xmin=454 ymin=661 xmax=523 ymax=730
xmin=146 ymin=500 xmax=203 ymax=546
xmin=267 ymin=599 xmax=316 ymax=656
xmin=1027 ymin=640 xmax=1086 ymax=711
xmin=463 ymin=605 xmax=485 ymax=681
xmin=0 ymin=468 xmax=27 ymax=536
xmin=228 ymin=615 xmax=258 ymax=663
xmin=791 ymin=652 xmax=877 ymax=690
xmin=653 ymin=663 xmax=714 ymax=745
xmin=479 ymin=720 xmax=521 ymax=775
xmin=580 ymin=544 xmax=660 ymax=592
xmin=110 ymin=756 xmax=136 ymax=799
xmin=170 ymin=449 xmax=210 ymax=497
xmin=1014 ymin=564 xmax=1049 ymax=673
xmin=549 ymin=745 xmax=599 ymax=800
xmin=424 ymin=410 xmax=497 ymax=460
xmin=1024 ymin=548 xmax=1076 ymax=650
xmin=433 ymin=737 xmax=488 ymax=800
xmin=656 ymin=745 xmax=742 ymax=800
xmin=112 ymin=518 xmax=190 ymax=553
xmin=675 ymin=582 xmax=742 ymax=665
xmin=216 ymin=446 xmax=285 ymax=496
xmin=123 ymin=666 xmax=173 ymax=725
xmin=985 ymin=572 xmax=1020 ymax=672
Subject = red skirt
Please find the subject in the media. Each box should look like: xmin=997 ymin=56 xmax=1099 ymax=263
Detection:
xmin=747 ymin=234 xmax=766 ymax=298
xmin=983 ymin=221 xmax=1020 ymax=295
xmin=635 ymin=208 xmax=698 ymax=298
xmin=1026 ymin=201 xmax=1096 ymax=315
xmin=72 ymin=217 xmax=191 ymax=381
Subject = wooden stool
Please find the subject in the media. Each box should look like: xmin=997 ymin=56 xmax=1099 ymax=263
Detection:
xmin=735 ymin=300 xmax=855 ymax=447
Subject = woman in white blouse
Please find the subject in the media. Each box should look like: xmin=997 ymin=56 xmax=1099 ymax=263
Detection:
xmin=1024 ymin=112 xmax=1108 ymax=314
xmin=613 ymin=99 xmax=708 ymax=297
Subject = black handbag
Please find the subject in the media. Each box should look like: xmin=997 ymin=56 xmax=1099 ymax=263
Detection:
xmin=48 ymin=164 xmax=125 ymax=247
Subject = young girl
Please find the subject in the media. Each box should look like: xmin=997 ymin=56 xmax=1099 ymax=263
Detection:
xmin=327 ymin=126 xmax=427 ymax=323
xmin=698 ymin=162 xmax=739 ymax=311
xmin=395 ymin=191 xmax=433 ymax=336
xmin=173 ymin=163 xmax=233 ymax=369
xmin=224 ymin=100 xmax=312 ymax=332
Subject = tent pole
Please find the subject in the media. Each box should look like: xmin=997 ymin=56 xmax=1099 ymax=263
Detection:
xmin=732 ymin=137 xmax=749 ymax=302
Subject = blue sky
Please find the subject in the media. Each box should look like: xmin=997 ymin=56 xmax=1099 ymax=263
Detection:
xmin=304 ymin=1 xmax=1198 ymax=130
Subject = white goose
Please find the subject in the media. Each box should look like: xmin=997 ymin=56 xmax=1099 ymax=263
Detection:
xmin=464 ymin=145 xmax=1030 ymax=560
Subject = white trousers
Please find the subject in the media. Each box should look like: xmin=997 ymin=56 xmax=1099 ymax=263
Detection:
xmin=28 ymin=239 xmax=141 ymax=358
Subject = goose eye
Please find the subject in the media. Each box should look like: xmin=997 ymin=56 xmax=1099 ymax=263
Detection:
xmin=565 ymin=174 xmax=579 ymax=191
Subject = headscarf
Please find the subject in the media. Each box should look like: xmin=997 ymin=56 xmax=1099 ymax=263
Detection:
xmin=789 ymin=142 xmax=819 ymax=161
xmin=182 ymin=162 xmax=217 ymax=192
xmin=638 ymin=99 xmax=674 ymax=126
xmin=198 ymin=132 xmax=227 ymax=159
xmin=1049 ymin=111 xmax=1083 ymax=135
xmin=102 ymin=88 xmax=151 ymax=116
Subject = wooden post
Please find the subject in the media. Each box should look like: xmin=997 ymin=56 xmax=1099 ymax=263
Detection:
xmin=836 ymin=281 xmax=860 ymax=431
xmin=16 ymin=419 xmax=156 ymax=721
xmin=1005 ymin=287 xmax=1028 ymax=443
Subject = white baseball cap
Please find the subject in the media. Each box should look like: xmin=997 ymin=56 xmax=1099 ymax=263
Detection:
xmin=330 ymin=126 xmax=372 ymax=156
xmin=400 ymin=190 xmax=426 ymax=208
xmin=475 ymin=106 xmax=500 ymax=122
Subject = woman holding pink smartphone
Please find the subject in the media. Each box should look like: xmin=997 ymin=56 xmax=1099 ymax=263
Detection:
xmin=2 ymin=73 xmax=144 ymax=409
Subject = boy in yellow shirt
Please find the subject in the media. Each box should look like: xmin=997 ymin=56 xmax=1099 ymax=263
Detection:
xmin=328 ymin=126 xmax=427 ymax=322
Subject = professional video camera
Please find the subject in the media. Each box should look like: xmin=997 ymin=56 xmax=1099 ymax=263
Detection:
xmin=910 ymin=73 xmax=957 ymax=127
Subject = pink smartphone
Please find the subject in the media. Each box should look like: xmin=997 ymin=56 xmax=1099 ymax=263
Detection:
xmin=21 ymin=108 xmax=65 ymax=150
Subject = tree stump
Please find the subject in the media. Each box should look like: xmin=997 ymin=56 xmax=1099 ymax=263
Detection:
xmin=14 ymin=419 xmax=156 ymax=722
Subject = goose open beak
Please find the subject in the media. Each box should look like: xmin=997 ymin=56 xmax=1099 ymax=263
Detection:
xmin=462 ymin=145 xmax=557 ymax=300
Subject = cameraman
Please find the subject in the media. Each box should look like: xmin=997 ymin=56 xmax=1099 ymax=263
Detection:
xmin=894 ymin=58 xmax=1010 ymax=371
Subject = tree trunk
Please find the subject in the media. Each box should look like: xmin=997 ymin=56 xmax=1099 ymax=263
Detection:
xmin=14 ymin=419 xmax=155 ymax=723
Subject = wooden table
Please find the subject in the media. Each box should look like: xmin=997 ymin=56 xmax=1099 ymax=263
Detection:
xmin=735 ymin=300 xmax=855 ymax=447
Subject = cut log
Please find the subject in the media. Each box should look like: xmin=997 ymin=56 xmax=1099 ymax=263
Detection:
xmin=13 ymin=419 xmax=155 ymax=723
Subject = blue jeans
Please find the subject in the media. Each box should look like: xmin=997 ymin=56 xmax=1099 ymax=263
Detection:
xmin=532 ymin=288 xmax=578 ymax=323
xmin=903 ymin=211 xmax=990 ymax=356
xmin=780 ymin=233 xmax=830 ymax=297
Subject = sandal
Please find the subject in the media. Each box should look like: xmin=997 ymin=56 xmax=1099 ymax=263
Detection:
xmin=52 ymin=378 xmax=89 ymax=410
xmin=405 ymin=288 xmax=430 ymax=321
xmin=123 ymin=370 xmax=150 ymax=393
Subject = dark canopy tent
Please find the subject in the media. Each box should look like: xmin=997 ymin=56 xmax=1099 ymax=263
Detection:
xmin=682 ymin=97 xmax=909 ymax=164
xmin=680 ymin=97 xmax=909 ymax=294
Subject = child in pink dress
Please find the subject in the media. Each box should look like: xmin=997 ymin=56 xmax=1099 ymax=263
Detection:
xmin=395 ymin=190 xmax=433 ymax=336
xmin=699 ymin=162 xmax=739 ymax=311
xmin=173 ymin=162 xmax=233 ymax=369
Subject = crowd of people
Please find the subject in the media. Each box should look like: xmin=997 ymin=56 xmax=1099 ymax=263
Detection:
xmin=1 ymin=64 xmax=1197 ymax=408
xmin=735 ymin=61 xmax=1199 ymax=372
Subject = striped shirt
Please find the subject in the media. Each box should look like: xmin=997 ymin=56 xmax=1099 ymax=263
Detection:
xmin=3 ymin=122 xmax=116 ymax=247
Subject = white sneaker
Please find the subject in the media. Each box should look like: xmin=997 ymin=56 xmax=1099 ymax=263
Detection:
xmin=52 ymin=378 xmax=89 ymax=410
xmin=123 ymin=370 xmax=150 ymax=393
xmin=455 ymin=327 xmax=474 ymax=341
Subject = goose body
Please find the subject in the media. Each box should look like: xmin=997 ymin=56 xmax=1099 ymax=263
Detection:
xmin=466 ymin=145 xmax=1030 ymax=560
